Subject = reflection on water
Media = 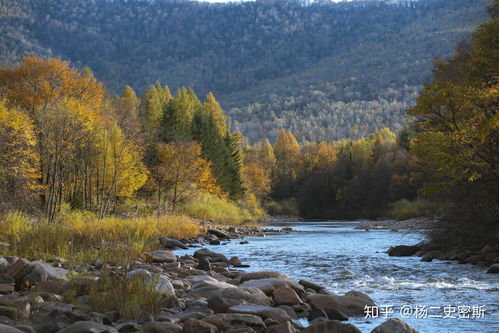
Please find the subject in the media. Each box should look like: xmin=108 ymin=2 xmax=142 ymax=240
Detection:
xmin=174 ymin=221 xmax=499 ymax=333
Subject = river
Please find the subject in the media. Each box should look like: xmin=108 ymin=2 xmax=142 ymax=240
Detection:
xmin=173 ymin=220 xmax=499 ymax=333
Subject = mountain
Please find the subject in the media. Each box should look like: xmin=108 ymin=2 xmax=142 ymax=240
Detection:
xmin=0 ymin=0 xmax=490 ymax=143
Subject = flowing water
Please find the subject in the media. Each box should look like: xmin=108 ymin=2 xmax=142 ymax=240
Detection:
xmin=173 ymin=221 xmax=499 ymax=333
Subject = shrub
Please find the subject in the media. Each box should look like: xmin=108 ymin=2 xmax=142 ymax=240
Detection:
xmin=388 ymin=199 xmax=433 ymax=220
xmin=182 ymin=192 xmax=263 ymax=225
xmin=266 ymin=198 xmax=300 ymax=216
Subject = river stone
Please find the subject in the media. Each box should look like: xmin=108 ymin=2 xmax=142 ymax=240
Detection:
xmin=371 ymin=318 xmax=418 ymax=333
xmin=228 ymin=304 xmax=291 ymax=322
xmin=148 ymin=250 xmax=177 ymax=263
xmin=194 ymin=249 xmax=229 ymax=263
xmin=160 ymin=237 xmax=188 ymax=250
xmin=486 ymin=263 xmax=499 ymax=274
xmin=156 ymin=275 xmax=175 ymax=296
xmin=55 ymin=321 xmax=118 ymax=333
xmin=207 ymin=229 xmax=230 ymax=239
xmin=239 ymin=278 xmax=288 ymax=295
xmin=182 ymin=318 xmax=218 ymax=333
xmin=141 ymin=321 xmax=182 ymax=333
xmin=273 ymin=287 xmax=301 ymax=305
xmin=240 ymin=271 xmax=287 ymax=282
xmin=0 ymin=283 xmax=14 ymax=294
xmin=387 ymin=245 xmax=421 ymax=257
xmin=420 ymin=250 xmax=444 ymax=262
xmin=307 ymin=294 xmax=375 ymax=316
xmin=0 ymin=324 xmax=26 ymax=333
xmin=198 ymin=257 xmax=212 ymax=271
xmin=228 ymin=257 xmax=242 ymax=266
xmin=7 ymin=259 xmax=68 ymax=289
xmin=299 ymin=280 xmax=325 ymax=292
xmin=268 ymin=321 xmax=297 ymax=333
xmin=344 ymin=291 xmax=374 ymax=303
xmin=302 ymin=320 xmax=361 ymax=333
xmin=203 ymin=313 xmax=266 ymax=331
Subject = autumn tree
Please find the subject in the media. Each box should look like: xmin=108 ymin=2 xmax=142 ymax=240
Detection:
xmin=408 ymin=1 xmax=498 ymax=246
xmin=0 ymin=56 xmax=105 ymax=220
xmin=272 ymin=129 xmax=300 ymax=199
xmin=0 ymin=100 xmax=39 ymax=210
xmin=152 ymin=141 xmax=218 ymax=213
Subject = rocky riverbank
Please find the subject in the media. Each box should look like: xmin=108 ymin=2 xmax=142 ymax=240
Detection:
xmin=356 ymin=218 xmax=430 ymax=232
xmin=0 ymin=227 xmax=420 ymax=333
xmin=387 ymin=243 xmax=499 ymax=274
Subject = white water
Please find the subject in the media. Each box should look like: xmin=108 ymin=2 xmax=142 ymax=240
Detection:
xmin=174 ymin=221 xmax=499 ymax=332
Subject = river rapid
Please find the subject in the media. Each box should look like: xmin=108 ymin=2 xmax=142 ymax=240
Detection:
xmin=174 ymin=221 xmax=499 ymax=333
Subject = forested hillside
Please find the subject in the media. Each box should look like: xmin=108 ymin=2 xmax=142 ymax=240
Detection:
xmin=0 ymin=0 xmax=489 ymax=142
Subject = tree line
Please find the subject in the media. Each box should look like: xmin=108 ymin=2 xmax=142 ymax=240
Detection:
xmin=0 ymin=57 xmax=244 ymax=221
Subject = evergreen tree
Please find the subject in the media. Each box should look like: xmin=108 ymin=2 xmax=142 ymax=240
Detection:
xmin=162 ymin=87 xmax=200 ymax=142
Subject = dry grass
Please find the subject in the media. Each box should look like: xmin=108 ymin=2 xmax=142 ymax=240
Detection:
xmin=0 ymin=210 xmax=201 ymax=264
xmin=88 ymin=272 xmax=168 ymax=320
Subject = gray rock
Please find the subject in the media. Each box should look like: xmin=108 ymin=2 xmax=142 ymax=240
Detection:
xmin=198 ymin=257 xmax=211 ymax=271
xmin=387 ymin=245 xmax=421 ymax=257
xmin=486 ymin=263 xmax=499 ymax=274
xmin=194 ymin=249 xmax=228 ymax=263
xmin=182 ymin=318 xmax=218 ymax=333
xmin=0 ymin=324 xmax=26 ymax=333
xmin=302 ymin=320 xmax=361 ymax=333
xmin=148 ymin=250 xmax=177 ymax=263
xmin=268 ymin=321 xmax=297 ymax=333
xmin=228 ymin=304 xmax=291 ymax=322
xmin=344 ymin=291 xmax=374 ymax=303
xmin=207 ymin=229 xmax=230 ymax=239
xmin=299 ymin=280 xmax=325 ymax=292
xmin=160 ymin=237 xmax=188 ymax=250
xmin=239 ymin=278 xmax=287 ymax=295
xmin=307 ymin=294 xmax=375 ymax=317
xmin=272 ymin=287 xmax=301 ymax=305
xmin=203 ymin=313 xmax=266 ymax=331
xmin=371 ymin=318 xmax=418 ymax=333
xmin=55 ymin=321 xmax=118 ymax=333
xmin=228 ymin=257 xmax=242 ymax=267
xmin=240 ymin=271 xmax=287 ymax=283
xmin=141 ymin=321 xmax=182 ymax=333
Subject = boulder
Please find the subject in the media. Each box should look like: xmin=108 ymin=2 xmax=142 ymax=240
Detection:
xmin=156 ymin=275 xmax=175 ymax=296
xmin=160 ymin=237 xmax=188 ymax=250
xmin=33 ymin=308 xmax=97 ymax=333
xmin=207 ymin=288 xmax=270 ymax=313
xmin=207 ymin=229 xmax=230 ymax=239
xmin=387 ymin=245 xmax=421 ymax=257
xmin=0 ymin=283 xmax=14 ymax=294
xmin=240 ymin=271 xmax=287 ymax=283
xmin=239 ymin=278 xmax=287 ymax=295
xmin=371 ymin=318 xmax=418 ymax=333
xmin=486 ymin=264 xmax=499 ymax=274
xmin=55 ymin=321 xmax=118 ymax=333
xmin=268 ymin=321 xmax=297 ymax=333
xmin=299 ymin=280 xmax=325 ymax=292
xmin=182 ymin=318 xmax=218 ymax=333
xmin=203 ymin=313 xmax=266 ymax=332
xmin=141 ymin=321 xmax=183 ymax=333
xmin=344 ymin=291 xmax=374 ymax=303
xmin=6 ymin=259 xmax=68 ymax=289
xmin=194 ymin=249 xmax=229 ymax=263
xmin=307 ymin=294 xmax=375 ymax=316
xmin=302 ymin=320 xmax=361 ymax=333
xmin=148 ymin=250 xmax=177 ymax=263
xmin=228 ymin=257 xmax=242 ymax=267
xmin=272 ymin=287 xmax=301 ymax=305
xmin=228 ymin=304 xmax=291 ymax=322
xmin=420 ymin=250 xmax=444 ymax=262
xmin=198 ymin=257 xmax=212 ymax=271
xmin=0 ymin=324 xmax=26 ymax=333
